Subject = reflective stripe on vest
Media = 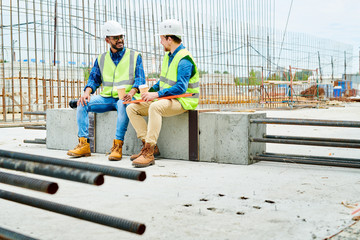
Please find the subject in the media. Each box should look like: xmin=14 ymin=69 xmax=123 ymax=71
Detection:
xmin=159 ymin=49 xmax=200 ymax=110
xmin=98 ymin=49 xmax=141 ymax=99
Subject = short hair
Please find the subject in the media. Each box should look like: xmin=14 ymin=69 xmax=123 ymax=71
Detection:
xmin=165 ymin=35 xmax=182 ymax=44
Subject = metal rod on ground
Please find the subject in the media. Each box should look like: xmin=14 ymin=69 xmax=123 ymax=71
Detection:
xmin=0 ymin=171 xmax=58 ymax=194
xmin=0 ymin=150 xmax=146 ymax=181
xmin=23 ymin=139 xmax=46 ymax=144
xmin=264 ymin=135 xmax=360 ymax=144
xmin=23 ymin=111 xmax=46 ymax=116
xmin=24 ymin=126 xmax=46 ymax=130
xmin=250 ymin=137 xmax=360 ymax=149
xmin=0 ymin=157 xmax=104 ymax=186
xmin=251 ymin=155 xmax=360 ymax=168
xmin=262 ymin=152 xmax=360 ymax=162
xmin=257 ymin=154 xmax=360 ymax=164
xmin=0 ymin=226 xmax=39 ymax=240
xmin=250 ymin=118 xmax=360 ymax=128
xmin=0 ymin=189 xmax=146 ymax=235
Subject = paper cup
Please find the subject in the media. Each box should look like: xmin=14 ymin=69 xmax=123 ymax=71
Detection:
xmin=139 ymin=84 xmax=149 ymax=94
xmin=117 ymin=86 xmax=126 ymax=99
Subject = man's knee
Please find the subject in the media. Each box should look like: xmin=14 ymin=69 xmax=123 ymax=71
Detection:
xmin=126 ymin=104 xmax=136 ymax=115
xmin=148 ymin=102 xmax=164 ymax=115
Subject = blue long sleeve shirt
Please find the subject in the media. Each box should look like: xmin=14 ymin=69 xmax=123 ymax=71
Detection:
xmin=84 ymin=47 xmax=146 ymax=94
xmin=150 ymin=44 xmax=195 ymax=97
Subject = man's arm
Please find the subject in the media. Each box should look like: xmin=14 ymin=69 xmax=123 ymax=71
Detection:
xmin=142 ymin=58 xmax=194 ymax=102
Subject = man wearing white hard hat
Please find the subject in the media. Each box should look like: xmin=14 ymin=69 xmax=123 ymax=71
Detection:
xmin=127 ymin=19 xmax=200 ymax=168
xmin=67 ymin=20 xmax=146 ymax=161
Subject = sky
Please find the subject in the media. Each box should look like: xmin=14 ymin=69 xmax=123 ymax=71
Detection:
xmin=275 ymin=0 xmax=360 ymax=73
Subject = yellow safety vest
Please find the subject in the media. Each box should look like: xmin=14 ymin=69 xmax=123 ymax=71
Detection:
xmin=159 ymin=49 xmax=199 ymax=110
xmin=97 ymin=49 xmax=141 ymax=99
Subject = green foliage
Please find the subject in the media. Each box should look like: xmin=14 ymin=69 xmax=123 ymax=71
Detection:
xmin=82 ymin=67 xmax=91 ymax=81
xmin=148 ymin=72 xmax=160 ymax=78
xmin=223 ymin=71 xmax=229 ymax=74
xmin=294 ymin=70 xmax=312 ymax=81
xmin=248 ymin=69 xmax=262 ymax=85
xmin=214 ymin=70 xmax=220 ymax=74
xmin=198 ymin=69 xmax=208 ymax=77
xmin=268 ymin=73 xmax=280 ymax=81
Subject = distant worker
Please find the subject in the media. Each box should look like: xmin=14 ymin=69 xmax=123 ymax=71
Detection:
xmin=127 ymin=19 xmax=199 ymax=168
xmin=67 ymin=20 xmax=145 ymax=161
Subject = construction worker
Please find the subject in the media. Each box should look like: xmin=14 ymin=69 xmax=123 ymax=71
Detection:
xmin=67 ymin=20 xmax=145 ymax=161
xmin=127 ymin=19 xmax=199 ymax=168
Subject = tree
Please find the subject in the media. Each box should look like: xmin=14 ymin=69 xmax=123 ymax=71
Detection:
xmin=248 ymin=69 xmax=262 ymax=85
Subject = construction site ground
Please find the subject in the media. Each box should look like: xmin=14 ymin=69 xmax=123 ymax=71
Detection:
xmin=0 ymin=102 xmax=359 ymax=240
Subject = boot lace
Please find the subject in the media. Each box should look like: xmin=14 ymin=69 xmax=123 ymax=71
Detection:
xmin=111 ymin=142 xmax=122 ymax=153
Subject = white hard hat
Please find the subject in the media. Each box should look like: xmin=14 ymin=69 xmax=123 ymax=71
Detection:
xmin=157 ymin=19 xmax=184 ymax=39
xmin=102 ymin=20 xmax=125 ymax=38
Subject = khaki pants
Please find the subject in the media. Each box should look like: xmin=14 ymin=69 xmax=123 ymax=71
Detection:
xmin=126 ymin=99 xmax=187 ymax=145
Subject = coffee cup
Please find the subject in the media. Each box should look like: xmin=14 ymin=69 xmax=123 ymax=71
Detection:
xmin=117 ymin=86 xmax=126 ymax=99
xmin=139 ymin=84 xmax=149 ymax=94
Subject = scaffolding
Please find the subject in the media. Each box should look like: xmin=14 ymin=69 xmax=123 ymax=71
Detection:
xmin=0 ymin=0 xmax=354 ymax=123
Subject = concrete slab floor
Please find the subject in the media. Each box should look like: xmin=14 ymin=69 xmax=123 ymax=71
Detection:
xmin=0 ymin=102 xmax=359 ymax=240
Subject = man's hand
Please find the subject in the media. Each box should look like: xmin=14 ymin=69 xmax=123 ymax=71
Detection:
xmin=141 ymin=92 xmax=159 ymax=102
xmin=78 ymin=87 xmax=92 ymax=106
xmin=122 ymin=88 xmax=137 ymax=102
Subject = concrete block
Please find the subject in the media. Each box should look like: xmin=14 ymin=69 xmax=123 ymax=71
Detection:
xmin=46 ymin=108 xmax=265 ymax=165
xmin=199 ymin=112 xmax=266 ymax=165
xmin=46 ymin=108 xmax=78 ymax=151
xmin=96 ymin=111 xmax=190 ymax=159
xmin=157 ymin=112 xmax=189 ymax=160
xmin=95 ymin=111 xmax=141 ymax=155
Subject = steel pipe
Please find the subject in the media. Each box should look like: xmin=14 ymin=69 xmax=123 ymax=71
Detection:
xmin=250 ymin=118 xmax=360 ymax=128
xmin=261 ymin=152 xmax=360 ymax=162
xmin=0 ymin=171 xmax=58 ymax=194
xmin=0 ymin=226 xmax=39 ymax=240
xmin=23 ymin=139 xmax=46 ymax=144
xmin=264 ymin=135 xmax=360 ymax=144
xmin=250 ymin=137 xmax=360 ymax=149
xmin=24 ymin=126 xmax=46 ymax=130
xmin=251 ymin=155 xmax=360 ymax=168
xmin=0 ymin=150 xmax=146 ymax=181
xmin=23 ymin=111 xmax=46 ymax=115
xmin=0 ymin=157 xmax=104 ymax=186
xmin=0 ymin=189 xmax=146 ymax=235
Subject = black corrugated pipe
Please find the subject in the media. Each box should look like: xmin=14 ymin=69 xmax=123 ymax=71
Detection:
xmin=0 ymin=157 xmax=104 ymax=186
xmin=0 ymin=149 xmax=146 ymax=181
xmin=0 ymin=226 xmax=39 ymax=240
xmin=0 ymin=171 xmax=58 ymax=194
xmin=0 ymin=189 xmax=146 ymax=235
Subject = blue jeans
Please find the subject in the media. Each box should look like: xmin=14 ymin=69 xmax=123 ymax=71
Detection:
xmin=77 ymin=95 xmax=129 ymax=141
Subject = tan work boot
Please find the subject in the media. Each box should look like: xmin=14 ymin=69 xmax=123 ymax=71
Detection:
xmin=108 ymin=139 xmax=123 ymax=161
xmin=130 ymin=140 xmax=160 ymax=161
xmin=132 ymin=143 xmax=155 ymax=168
xmin=67 ymin=137 xmax=91 ymax=157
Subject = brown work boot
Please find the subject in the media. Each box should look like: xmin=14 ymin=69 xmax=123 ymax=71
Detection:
xmin=130 ymin=140 xmax=160 ymax=161
xmin=67 ymin=137 xmax=91 ymax=157
xmin=132 ymin=143 xmax=155 ymax=168
xmin=108 ymin=139 xmax=123 ymax=161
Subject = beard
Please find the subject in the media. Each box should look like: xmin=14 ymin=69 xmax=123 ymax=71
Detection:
xmin=111 ymin=41 xmax=124 ymax=52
